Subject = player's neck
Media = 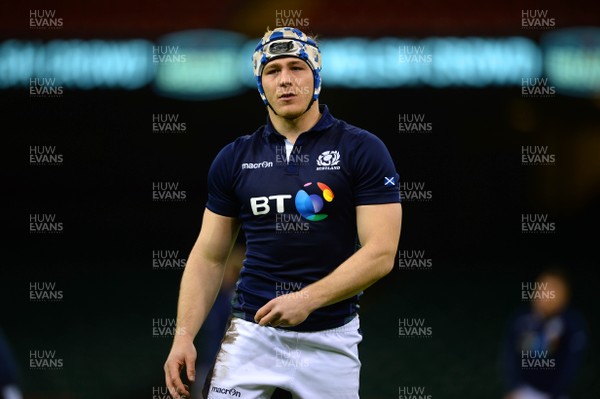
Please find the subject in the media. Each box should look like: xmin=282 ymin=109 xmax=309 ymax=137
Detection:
xmin=268 ymin=102 xmax=321 ymax=144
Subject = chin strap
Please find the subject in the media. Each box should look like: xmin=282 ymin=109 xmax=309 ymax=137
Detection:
xmin=303 ymin=97 xmax=316 ymax=114
xmin=267 ymin=103 xmax=279 ymax=116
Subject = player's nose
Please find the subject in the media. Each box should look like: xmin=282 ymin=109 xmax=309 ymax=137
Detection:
xmin=277 ymin=68 xmax=293 ymax=85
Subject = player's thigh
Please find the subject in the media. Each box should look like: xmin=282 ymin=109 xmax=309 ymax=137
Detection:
xmin=204 ymin=318 xmax=284 ymax=399
xmin=291 ymin=317 xmax=363 ymax=398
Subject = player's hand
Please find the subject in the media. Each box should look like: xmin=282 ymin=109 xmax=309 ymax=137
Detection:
xmin=164 ymin=337 xmax=196 ymax=399
xmin=254 ymin=291 xmax=312 ymax=327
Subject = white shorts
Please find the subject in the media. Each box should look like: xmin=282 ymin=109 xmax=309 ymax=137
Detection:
xmin=202 ymin=315 xmax=363 ymax=399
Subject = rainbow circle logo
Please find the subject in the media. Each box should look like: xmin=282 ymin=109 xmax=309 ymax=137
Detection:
xmin=294 ymin=182 xmax=334 ymax=221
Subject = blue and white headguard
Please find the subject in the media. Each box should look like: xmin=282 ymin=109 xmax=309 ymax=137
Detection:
xmin=252 ymin=27 xmax=322 ymax=108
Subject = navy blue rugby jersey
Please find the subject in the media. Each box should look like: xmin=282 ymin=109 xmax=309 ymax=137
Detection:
xmin=206 ymin=104 xmax=401 ymax=331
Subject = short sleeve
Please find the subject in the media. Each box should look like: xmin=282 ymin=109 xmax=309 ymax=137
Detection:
xmin=353 ymin=132 xmax=401 ymax=205
xmin=205 ymin=143 xmax=240 ymax=217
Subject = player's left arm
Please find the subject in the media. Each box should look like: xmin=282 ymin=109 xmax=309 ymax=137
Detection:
xmin=255 ymin=202 xmax=402 ymax=327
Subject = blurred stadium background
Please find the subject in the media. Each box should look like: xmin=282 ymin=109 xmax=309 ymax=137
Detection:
xmin=2 ymin=0 xmax=599 ymax=398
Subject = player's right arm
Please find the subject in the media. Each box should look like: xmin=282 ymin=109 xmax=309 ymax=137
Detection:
xmin=164 ymin=208 xmax=240 ymax=399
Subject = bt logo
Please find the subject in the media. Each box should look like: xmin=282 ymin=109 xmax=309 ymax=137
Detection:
xmin=250 ymin=182 xmax=335 ymax=221
xmin=295 ymin=182 xmax=334 ymax=221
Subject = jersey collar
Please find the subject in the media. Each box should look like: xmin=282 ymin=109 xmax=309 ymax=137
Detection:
xmin=263 ymin=104 xmax=335 ymax=140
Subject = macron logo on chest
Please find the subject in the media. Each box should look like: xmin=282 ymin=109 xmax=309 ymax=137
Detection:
xmin=241 ymin=160 xmax=273 ymax=170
